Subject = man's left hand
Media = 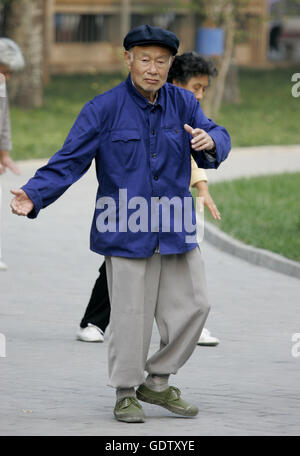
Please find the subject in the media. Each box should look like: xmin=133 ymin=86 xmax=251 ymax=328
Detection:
xmin=184 ymin=124 xmax=215 ymax=151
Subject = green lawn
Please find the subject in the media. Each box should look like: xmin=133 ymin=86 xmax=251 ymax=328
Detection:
xmin=217 ymin=67 xmax=300 ymax=147
xmin=9 ymin=66 xmax=300 ymax=161
xmin=202 ymin=172 xmax=300 ymax=262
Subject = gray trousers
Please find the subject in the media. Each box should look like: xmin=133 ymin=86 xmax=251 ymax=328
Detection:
xmin=105 ymin=246 xmax=210 ymax=389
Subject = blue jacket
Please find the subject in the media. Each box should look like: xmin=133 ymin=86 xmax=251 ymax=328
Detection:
xmin=22 ymin=74 xmax=231 ymax=258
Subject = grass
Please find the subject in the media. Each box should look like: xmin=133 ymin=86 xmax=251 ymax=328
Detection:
xmin=201 ymin=172 xmax=300 ymax=262
xmin=217 ymin=66 xmax=300 ymax=147
xmin=9 ymin=66 xmax=300 ymax=161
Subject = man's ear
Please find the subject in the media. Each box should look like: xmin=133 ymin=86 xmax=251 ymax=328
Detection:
xmin=124 ymin=50 xmax=132 ymax=71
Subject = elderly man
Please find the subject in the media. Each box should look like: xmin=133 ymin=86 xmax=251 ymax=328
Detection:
xmin=11 ymin=25 xmax=231 ymax=423
xmin=0 ymin=38 xmax=24 ymax=270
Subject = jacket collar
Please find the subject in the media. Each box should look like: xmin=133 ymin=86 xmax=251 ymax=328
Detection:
xmin=125 ymin=73 xmax=164 ymax=110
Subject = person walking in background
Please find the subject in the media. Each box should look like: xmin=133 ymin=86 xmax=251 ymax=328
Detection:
xmin=0 ymin=38 xmax=24 ymax=270
xmin=77 ymin=51 xmax=221 ymax=347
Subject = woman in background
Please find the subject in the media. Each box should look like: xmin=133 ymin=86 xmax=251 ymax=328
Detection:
xmin=0 ymin=38 xmax=24 ymax=270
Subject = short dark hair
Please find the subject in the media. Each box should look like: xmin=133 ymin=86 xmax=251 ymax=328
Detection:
xmin=167 ymin=51 xmax=218 ymax=84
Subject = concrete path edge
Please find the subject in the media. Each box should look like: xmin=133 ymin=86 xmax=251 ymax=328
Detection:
xmin=204 ymin=221 xmax=300 ymax=280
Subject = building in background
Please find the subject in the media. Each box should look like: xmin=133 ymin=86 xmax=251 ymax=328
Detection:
xmin=268 ymin=0 xmax=300 ymax=61
xmin=45 ymin=0 xmax=196 ymax=74
xmin=42 ymin=0 xmax=298 ymax=75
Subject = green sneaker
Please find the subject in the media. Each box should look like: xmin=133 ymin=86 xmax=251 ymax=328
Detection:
xmin=136 ymin=384 xmax=199 ymax=417
xmin=114 ymin=396 xmax=146 ymax=423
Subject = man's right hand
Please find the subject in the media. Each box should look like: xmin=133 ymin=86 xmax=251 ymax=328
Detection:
xmin=10 ymin=189 xmax=34 ymax=216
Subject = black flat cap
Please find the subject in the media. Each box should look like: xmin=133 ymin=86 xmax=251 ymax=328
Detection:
xmin=123 ymin=24 xmax=179 ymax=55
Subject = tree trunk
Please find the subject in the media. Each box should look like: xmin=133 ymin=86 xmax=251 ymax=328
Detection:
xmin=211 ymin=5 xmax=235 ymax=118
xmin=5 ymin=0 xmax=44 ymax=108
xmin=202 ymin=2 xmax=237 ymax=119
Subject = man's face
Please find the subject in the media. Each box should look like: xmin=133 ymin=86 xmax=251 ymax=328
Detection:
xmin=0 ymin=64 xmax=12 ymax=81
xmin=174 ymin=74 xmax=209 ymax=102
xmin=124 ymin=45 xmax=174 ymax=99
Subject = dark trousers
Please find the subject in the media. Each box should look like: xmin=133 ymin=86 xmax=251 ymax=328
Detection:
xmin=80 ymin=261 xmax=111 ymax=332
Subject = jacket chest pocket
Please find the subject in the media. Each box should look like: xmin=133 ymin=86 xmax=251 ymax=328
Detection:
xmin=163 ymin=126 xmax=185 ymax=159
xmin=111 ymin=129 xmax=142 ymax=171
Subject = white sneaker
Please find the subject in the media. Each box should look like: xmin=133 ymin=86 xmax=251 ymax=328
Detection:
xmin=76 ymin=323 xmax=104 ymax=342
xmin=0 ymin=260 xmax=7 ymax=271
xmin=197 ymin=328 xmax=220 ymax=346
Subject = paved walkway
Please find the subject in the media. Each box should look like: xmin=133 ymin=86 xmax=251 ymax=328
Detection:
xmin=0 ymin=146 xmax=300 ymax=436
xmin=205 ymin=144 xmax=300 ymax=182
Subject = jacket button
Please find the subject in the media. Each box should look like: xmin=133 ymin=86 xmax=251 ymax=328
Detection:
xmin=153 ymin=175 xmax=158 ymax=181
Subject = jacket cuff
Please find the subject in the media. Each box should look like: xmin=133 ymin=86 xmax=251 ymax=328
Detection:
xmin=190 ymin=169 xmax=208 ymax=187
xmin=21 ymin=185 xmax=43 ymax=219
